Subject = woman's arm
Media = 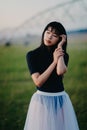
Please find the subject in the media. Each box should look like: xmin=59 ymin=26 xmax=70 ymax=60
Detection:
xmin=31 ymin=61 xmax=56 ymax=87
xmin=56 ymin=35 xmax=67 ymax=75
xmin=56 ymin=54 xmax=67 ymax=75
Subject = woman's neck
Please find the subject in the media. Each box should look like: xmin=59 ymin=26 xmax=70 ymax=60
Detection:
xmin=42 ymin=44 xmax=57 ymax=53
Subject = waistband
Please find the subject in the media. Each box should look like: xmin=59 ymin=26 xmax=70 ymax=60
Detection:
xmin=36 ymin=90 xmax=66 ymax=96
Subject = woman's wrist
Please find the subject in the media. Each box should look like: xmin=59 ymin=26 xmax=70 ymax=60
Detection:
xmin=58 ymin=41 xmax=65 ymax=48
xmin=58 ymin=44 xmax=62 ymax=49
xmin=52 ymin=60 xmax=57 ymax=66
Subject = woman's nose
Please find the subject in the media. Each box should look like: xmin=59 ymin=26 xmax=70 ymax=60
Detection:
xmin=48 ymin=34 xmax=52 ymax=39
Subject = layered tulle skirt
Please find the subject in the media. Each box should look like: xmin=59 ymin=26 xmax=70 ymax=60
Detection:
xmin=24 ymin=90 xmax=79 ymax=130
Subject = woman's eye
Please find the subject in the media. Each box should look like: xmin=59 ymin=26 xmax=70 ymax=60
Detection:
xmin=53 ymin=34 xmax=57 ymax=37
xmin=46 ymin=31 xmax=50 ymax=34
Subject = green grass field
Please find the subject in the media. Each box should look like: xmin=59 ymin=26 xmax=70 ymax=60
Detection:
xmin=0 ymin=42 xmax=87 ymax=130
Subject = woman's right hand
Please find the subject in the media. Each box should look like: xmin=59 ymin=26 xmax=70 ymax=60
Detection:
xmin=53 ymin=47 xmax=64 ymax=64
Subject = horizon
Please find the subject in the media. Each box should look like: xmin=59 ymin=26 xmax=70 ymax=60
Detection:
xmin=0 ymin=0 xmax=87 ymax=33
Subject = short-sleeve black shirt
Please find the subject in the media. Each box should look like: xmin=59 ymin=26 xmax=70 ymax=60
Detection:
xmin=26 ymin=45 xmax=69 ymax=93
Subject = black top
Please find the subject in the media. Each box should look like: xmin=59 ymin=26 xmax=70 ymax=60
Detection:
xmin=26 ymin=45 xmax=69 ymax=93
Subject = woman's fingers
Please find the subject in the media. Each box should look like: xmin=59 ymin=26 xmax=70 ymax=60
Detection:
xmin=57 ymin=35 xmax=66 ymax=48
xmin=60 ymin=34 xmax=66 ymax=43
xmin=54 ymin=48 xmax=64 ymax=58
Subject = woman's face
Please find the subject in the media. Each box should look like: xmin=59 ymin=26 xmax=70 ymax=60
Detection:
xmin=43 ymin=27 xmax=60 ymax=46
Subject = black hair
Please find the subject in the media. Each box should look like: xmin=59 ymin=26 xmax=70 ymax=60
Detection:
xmin=40 ymin=21 xmax=67 ymax=53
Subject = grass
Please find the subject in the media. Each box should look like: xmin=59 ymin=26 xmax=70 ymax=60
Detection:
xmin=64 ymin=44 xmax=87 ymax=129
xmin=0 ymin=43 xmax=87 ymax=130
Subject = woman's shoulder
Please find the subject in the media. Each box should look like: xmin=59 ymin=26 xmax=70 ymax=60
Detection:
xmin=26 ymin=46 xmax=42 ymax=58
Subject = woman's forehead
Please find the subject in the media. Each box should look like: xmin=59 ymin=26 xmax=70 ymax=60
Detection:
xmin=47 ymin=27 xmax=56 ymax=32
xmin=47 ymin=26 xmax=59 ymax=34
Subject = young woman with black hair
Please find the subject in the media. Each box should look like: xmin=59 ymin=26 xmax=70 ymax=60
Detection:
xmin=24 ymin=21 xmax=79 ymax=130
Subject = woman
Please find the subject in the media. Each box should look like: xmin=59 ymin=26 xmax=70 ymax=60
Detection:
xmin=24 ymin=21 xmax=79 ymax=130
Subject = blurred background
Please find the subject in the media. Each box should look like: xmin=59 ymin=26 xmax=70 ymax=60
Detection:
xmin=0 ymin=0 xmax=87 ymax=130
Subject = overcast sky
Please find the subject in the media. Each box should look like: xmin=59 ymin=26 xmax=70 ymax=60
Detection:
xmin=0 ymin=0 xmax=61 ymax=30
xmin=0 ymin=0 xmax=87 ymax=31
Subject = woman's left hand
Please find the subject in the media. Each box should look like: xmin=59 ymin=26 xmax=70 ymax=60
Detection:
xmin=58 ymin=34 xmax=66 ymax=48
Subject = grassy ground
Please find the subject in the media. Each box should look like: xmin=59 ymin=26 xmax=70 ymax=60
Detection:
xmin=0 ymin=42 xmax=87 ymax=130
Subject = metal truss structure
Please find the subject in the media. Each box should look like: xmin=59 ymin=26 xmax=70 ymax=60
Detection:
xmin=13 ymin=0 xmax=87 ymax=36
xmin=0 ymin=0 xmax=87 ymax=42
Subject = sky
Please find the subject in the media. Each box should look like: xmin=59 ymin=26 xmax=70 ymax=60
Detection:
xmin=0 ymin=0 xmax=87 ymax=32
xmin=0 ymin=0 xmax=62 ymax=30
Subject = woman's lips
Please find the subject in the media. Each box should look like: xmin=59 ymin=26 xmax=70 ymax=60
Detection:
xmin=45 ymin=40 xmax=51 ymax=44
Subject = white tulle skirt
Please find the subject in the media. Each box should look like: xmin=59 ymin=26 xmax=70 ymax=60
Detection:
xmin=24 ymin=90 xmax=79 ymax=130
